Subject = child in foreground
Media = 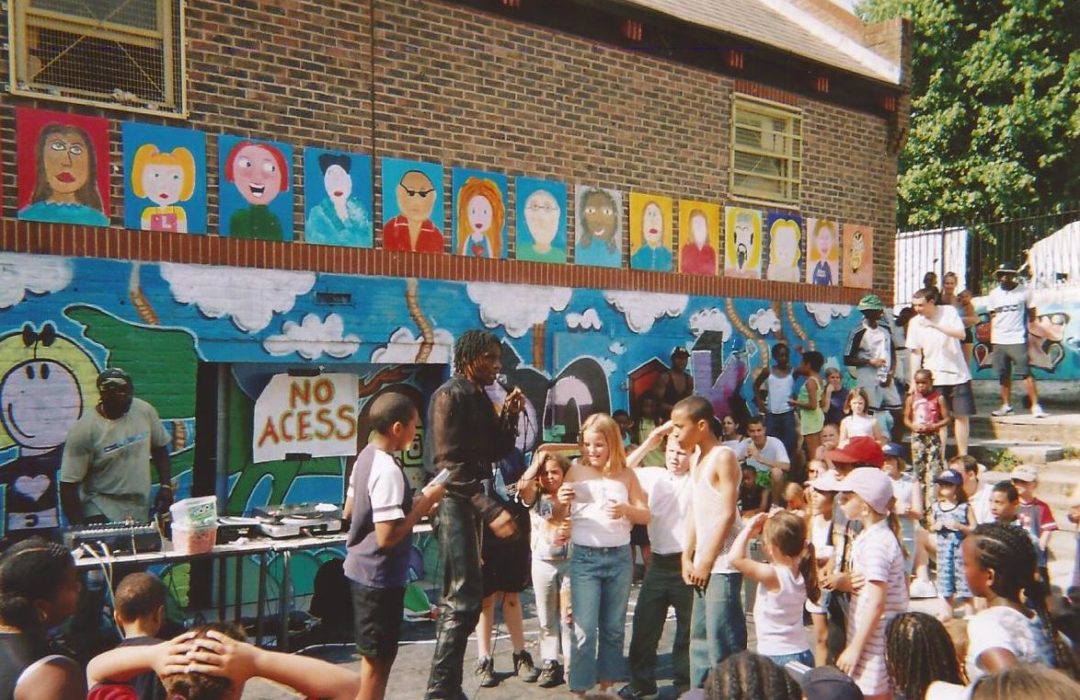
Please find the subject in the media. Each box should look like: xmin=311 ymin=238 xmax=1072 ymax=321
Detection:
xmin=90 ymin=572 xmax=169 ymax=700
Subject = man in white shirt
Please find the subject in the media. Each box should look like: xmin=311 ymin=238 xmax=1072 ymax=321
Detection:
xmin=734 ymin=416 xmax=790 ymax=504
xmin=986 ymin=262 xmax=1047 ymax=418
xmin=906 ymin=287 xmax=974 ymax=456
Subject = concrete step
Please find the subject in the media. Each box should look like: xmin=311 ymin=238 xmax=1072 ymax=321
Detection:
xmin=969 ymin=412 xmax=1080 ymax=443
xmin=968 ymin=440 xmax=1066 ymax=465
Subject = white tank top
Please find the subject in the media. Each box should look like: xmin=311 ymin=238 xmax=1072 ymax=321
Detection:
xmin=766 ymin=372 xmax=794 ymax=414
xmin=754 ymin=565 xmax=811 ymax=655
xmin=570 ymin=477 xmax=632 ymax=547
xmin=844 ymin=413 xmax=876 ymax=438
xmin=691 ymin=450 xmax=742 ymax=573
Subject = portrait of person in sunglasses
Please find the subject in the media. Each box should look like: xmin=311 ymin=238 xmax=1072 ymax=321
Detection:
xmin=382 ymin=169 xmax=445 ymax=253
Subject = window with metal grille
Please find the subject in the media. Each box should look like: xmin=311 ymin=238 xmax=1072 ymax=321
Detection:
xmin=8 ymin=0 xmax=186 ymax=116
xmin=730 ymin=95 xmax=801 ymax=206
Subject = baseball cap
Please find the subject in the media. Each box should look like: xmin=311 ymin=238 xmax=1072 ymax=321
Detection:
xmin=1010 ymin=464 xmax=1038 ymax=482
xmin=995 ymin=261 xmax=1019 ymax=277
xmin=882 ymin=442 xmax=904 ymax=458
xmin=671 ymin=346 xmax=690 ymax=358
xmin=857 ymin=294 xmax=884 ymax=312
xmin=934 ymin=469 xmax=963 ymax=486
xmin=96 ymin=367 xmax=132 ymax=390
xmin=823 ymin=436 xmax=884 ymax=467
xmin=833 ymin=467 xmax=894 ymax=515
xmin=808 ymin=469 xmax=844 ymax=492
xmin=802 ymin=665 xmax=864 ymax=700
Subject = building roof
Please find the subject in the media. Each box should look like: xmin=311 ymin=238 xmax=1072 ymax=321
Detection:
xmin=621 ymin=0 xmax=903 ymax=85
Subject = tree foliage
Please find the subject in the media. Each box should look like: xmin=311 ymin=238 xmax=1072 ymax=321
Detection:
xmin=857 ymin=0 xmax=1080 ymax=229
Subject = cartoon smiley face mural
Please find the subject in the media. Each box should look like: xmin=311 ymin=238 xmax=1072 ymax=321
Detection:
xmin=0 ymin=323 xmax=100 ymax=534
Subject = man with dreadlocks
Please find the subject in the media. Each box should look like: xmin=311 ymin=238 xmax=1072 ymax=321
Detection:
xmin=425 ymin=330 xmax=525 ymax=700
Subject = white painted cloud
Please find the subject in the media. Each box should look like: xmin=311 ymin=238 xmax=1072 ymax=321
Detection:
xmin=263 ymin=313 xmax=360 ymax=360
xmin=805 ymin=302 xmax=853 ymax=327
xmin=567 ymin=308 xmax=602 ymax=331
xmin=599 ymin=357 xmax=618 ymax=375
xmin=604 ymin=291 xmax=688 ymax=334
xmin=609 ymin=341 xmax=627 ymax=356
xmin=0 ymin=253 xmax=72 ymax=309
xmin=370 ymin=327 xmax=453 ymax=364
xmin=467 ymin=283 xmax=572 ymax=338
xmin=161 ymin=263 xmax=315 ymax=333
xmin=748 ymin=307 xmax=781 ymax=336
xmin=689 ymin=308 xmax=733 ymax=340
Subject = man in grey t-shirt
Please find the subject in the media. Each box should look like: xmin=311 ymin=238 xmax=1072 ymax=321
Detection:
xmin=60 ymin=368 xmax=172 ymax=524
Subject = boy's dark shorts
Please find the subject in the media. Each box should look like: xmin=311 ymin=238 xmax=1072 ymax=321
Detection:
xmin=935 ymin=381 xmax=976 ymax=417
xmin=991 ymin=342 xmax=1031 ymax=381
xmin=351 ymin=581 xmax=404 ymax=660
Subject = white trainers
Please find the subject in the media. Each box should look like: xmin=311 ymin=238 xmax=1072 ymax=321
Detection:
xmin=909 ymin=578 xmax=937 ymax=599
xmin=1031 ymin=404 xmax=1049 ymax=418
xmin=991 ymin=404 xmax=1014 ymax=417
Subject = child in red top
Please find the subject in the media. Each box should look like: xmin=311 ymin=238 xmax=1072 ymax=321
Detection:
xmin=1009 ymin=464 xmax=1058 ymax=587
xmin=903 ymin=369 xmax=950 ymax=512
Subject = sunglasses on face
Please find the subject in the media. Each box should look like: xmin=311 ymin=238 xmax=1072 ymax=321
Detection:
xmin=399 ymin=184 xmax=435 ymax=198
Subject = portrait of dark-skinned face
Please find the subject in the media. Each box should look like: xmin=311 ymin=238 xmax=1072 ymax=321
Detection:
xmin=580 ymin=189 xmax=617 ymax=248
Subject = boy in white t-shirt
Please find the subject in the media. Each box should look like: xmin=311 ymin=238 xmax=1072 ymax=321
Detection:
xmin=986 ymin=262 xmax=1047 ymax=418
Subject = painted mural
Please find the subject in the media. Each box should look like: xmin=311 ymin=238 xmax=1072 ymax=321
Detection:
xmin=574 ymin=185 xmax=623 ymax=268
xmin=381 ymin=157 xmax=445 ymax=253
xmin=629 ymin=193 xmax=674 ymax=272
xmin=302 ymin=148 xmax=373 ymax=248
xmin=452 ymin=168 xmax=507 ymax=258
xmin=678 ymin=200 xmax=720 ymax=276
xmin=806 ymin=218 xmax=840 ymax=286
xmin=765 ymin=213 xmax=803 ymax=283
xmin=843 ymin=223 xmax=874 ymax=289
xmin=724 ymin=206 xmax=763 ymax=279
xmin=218 ymin=135 xmax=294 ymax=241
xmin=16 ymin=108 xmax=111 ymax=226
xmin=515 ymin=177 xmax=567 ymax=264
xmin=122 ymin=122 xmax=207 ymax=234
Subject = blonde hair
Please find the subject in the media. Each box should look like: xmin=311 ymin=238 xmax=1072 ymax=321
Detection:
xmin=456 ymin=176 xmax=504 ymax=258
xmin=579 ymin=413 xmax=627 ymax=476
xmin=131 ymin=144 xmax=197 ymax=201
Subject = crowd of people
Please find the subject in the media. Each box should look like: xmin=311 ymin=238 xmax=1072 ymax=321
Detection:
xmin=2 ymin=265 xmax=1077 ymax=700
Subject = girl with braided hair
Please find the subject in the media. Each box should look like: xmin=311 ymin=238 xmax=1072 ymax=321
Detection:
xmin=962 ymin=522 xmax=1077 ymax=681
xmin=0 ymin=537 xmax=84 ymax=700
xmin=700 ymin=650 xmax=802 ymax=700
xmin=885 ymin=611 xmax=966 ymax=700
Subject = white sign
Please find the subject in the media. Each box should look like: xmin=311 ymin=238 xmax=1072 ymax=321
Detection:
xmin=253 ymin=373 xmax=358 ymax=463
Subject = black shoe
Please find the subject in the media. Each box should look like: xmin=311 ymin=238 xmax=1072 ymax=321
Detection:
xmin=536 ymin=660 xmax=564 ymax=688
xmin=616 ymin=685 xmax=657 ymax=700
xmin=475 ymin=656 xmax=498 ymax=688
xmin=513 ymin=649 xmax=539 ymax=682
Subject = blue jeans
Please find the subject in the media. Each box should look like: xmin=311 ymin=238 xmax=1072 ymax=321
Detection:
xmin=689 ymin=572 xmax=746 ymax=688
xmin=766 ymin=649 xmax=815 ymax=670
xmin=765 ymin=411 xmax=797 ymax=469
xmin=569 ymin=544 xmax=632 ymax=691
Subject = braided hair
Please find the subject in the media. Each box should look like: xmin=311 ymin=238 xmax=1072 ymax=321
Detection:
xmin=968 ymin=523 xmax=1077 ymax=678
xmin=453 ymin=329 xmax=498 ymax=375
xmin=705 ymin=650 xmax=802 ymax=700
xmin=885 ymin=611 xmax=967 ymax=700
xmin=0 ymin=538 xmax=75 ymax=636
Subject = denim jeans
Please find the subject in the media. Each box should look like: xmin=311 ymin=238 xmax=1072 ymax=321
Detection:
xmin=531 ymin=556 xmax=572 ymax=662
xmin=569 ymin=543 xmax=632 ymax=691
xmin=689 ymin=572 xmax=746 ymax=688
xmin=765 ymin=411 xmax=797 ymax=471
xmin=626 ymin=552 xmax=693 ymax=694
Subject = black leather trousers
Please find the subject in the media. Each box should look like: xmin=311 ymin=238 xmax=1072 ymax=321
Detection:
xmin=424 ymin=495 xmax=484 ymax=699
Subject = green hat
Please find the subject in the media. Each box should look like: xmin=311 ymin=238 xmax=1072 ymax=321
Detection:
xmin=857 ymin=294 xmax=884 ymax=312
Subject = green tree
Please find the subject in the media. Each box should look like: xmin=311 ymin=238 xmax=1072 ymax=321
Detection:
xmin=858 ymin=0 xmax=1080 ymax=228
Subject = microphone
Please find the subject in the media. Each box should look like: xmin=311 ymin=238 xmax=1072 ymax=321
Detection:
xmin=495 ymin=373 xmax=510 ymax=388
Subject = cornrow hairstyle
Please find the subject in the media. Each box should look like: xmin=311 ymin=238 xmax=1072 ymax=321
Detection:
xmin=885 ymin=612 xmax=967 ymax=700
xmin=763 ymin=510 xmax=820 ymax=604
xmin=969 ymin=523 xmax=1078 ymax=678
xmin=453 ymin=329 xmax=498 ymax=375
xmin=0 ymin=538 xmax=74 ymax=635
xmin=706 ymin=650 xmax=801 ymax=700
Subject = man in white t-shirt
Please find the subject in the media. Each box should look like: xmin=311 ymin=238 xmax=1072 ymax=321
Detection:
xmin=734 ymin=416 xmax=790 ymax=504
xmin=986 ymin=262 xmax=1047 ymax=418
xmin=906 ymin=287 xmax=974 ymax=456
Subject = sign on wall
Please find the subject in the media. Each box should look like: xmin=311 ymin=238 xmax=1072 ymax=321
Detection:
xmin=253 ymin=373 xmax=358 ymax=463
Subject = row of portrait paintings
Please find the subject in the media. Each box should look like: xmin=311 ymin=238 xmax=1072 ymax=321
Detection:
xmin=12 ymin=107 xmax=872 ymax=286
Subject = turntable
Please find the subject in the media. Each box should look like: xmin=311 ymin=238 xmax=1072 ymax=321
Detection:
xmin=252 ymin=502 xmax=343 ymax=539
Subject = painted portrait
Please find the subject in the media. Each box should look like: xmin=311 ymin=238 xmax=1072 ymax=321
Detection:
xmin=574 ymin=185 xmax=623 ymax=269
xmin=842 ymin=223 xmax=874 ymax=288
xmin=723 ymin=206 xmax=763 ymax=279
xmin=629 ymin=192 xmax=674 ymax=272
xmin=678 ymin=200 xmax=719 ymax=276
xmin=515 ymin=177 xmax=567 ymax=264
xmin=765 ymin=212 xmax=803 ymax=284
xmin=303 ymin=148 xmax=373 ymax=248
xmin=218 ymin=134 xmax=294 ymax=241
xmin=16 ymin=108 xmax=110 ymax=226
xmin=806 ymin=218 xmax=840 ymax=286
xmin=452 ymin=168 xmax=508 ymax=259
xmin=122 ymin=122 xmax=207 ymax=234
xmin=381 ymin=157 xmax=445 ymax=254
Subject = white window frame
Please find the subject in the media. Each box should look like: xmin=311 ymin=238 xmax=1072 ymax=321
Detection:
xmin=730 ymin=94 xmax=802 ymax=207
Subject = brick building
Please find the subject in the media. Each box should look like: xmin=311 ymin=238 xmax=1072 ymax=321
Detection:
xmin=0 ymin=0 xmax=908 ymax=561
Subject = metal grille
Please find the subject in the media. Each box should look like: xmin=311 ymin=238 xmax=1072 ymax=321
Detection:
xmin=9 ymin=0 xmax=185 ymax=115
xmin=730 ymin=95 xmax=802 ymax=206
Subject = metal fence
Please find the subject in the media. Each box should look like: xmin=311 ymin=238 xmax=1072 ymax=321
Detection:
xmin=895 ymin=207 xmax=1080 ymax=299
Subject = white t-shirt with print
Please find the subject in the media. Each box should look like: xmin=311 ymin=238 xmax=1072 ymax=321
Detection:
xmin=906 ymin=304 xmax=971 ymax=386
xmin=966 ymin=605 xmax=1055 ymax=680
xmin=987 ymin=284 xmax=1032 ymax=345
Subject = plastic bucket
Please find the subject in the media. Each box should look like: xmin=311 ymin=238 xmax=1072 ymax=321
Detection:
xmin=171 ymin=522 xmax=218 ymax=555
xmin=170 ymin=496 xmax=217 ymax=527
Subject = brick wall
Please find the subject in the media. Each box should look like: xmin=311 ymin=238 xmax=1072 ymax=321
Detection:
xmin=0 ymin=0 xmax=902 ymax=302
